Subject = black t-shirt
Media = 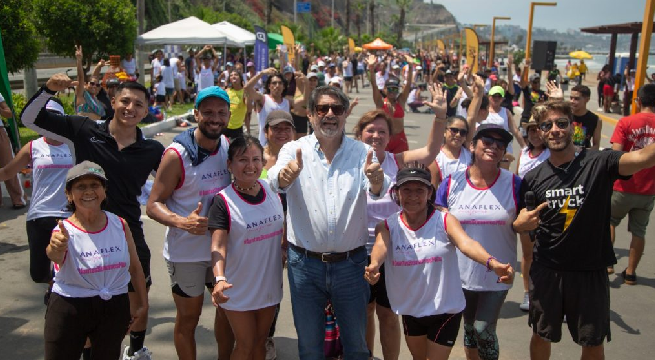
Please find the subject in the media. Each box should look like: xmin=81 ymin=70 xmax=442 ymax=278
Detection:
xmin=96 ymin=89 xmax=115 ymax=120
xmin=443 ymin=84 xmax=459 ymax=117
xmin=302 ymin=58 xmax=310 ymax=75
xmin=27 ymin=88 xmax=165 ymax=253
xmin=519 ymin=149 xmax=629 ymax=271
xmin=521 ymin=86 xmax=548 ymax=121
xmin=501 ymin=91 xmax=514 ymax=115
xmin=572 ymin=111 xmax=599 ymax=149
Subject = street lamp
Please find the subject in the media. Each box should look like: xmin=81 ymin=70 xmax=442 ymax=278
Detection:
xmin=490 ymin=16 xmax=511 ymax=66
xmin=525 ymin=2 xmax=557 ymax=61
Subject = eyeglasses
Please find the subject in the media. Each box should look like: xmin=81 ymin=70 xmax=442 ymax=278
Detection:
xmin=448 ymin=127 xmax=468 ymax=136
xmin=491 ymin=94 xmax=503 ymax=99
xmin=270 ymin=81 xmax=283 ymax=85
xmin=386 ymin=86 xmax=400 ymax=93
xmin=315 ymin=104 xmax=345 ymax=116
xmin=479 ymin=136 xmax=507 ymax=150
xmin=89 ymin=82 xmax=101 ymax=87
xmin=539 ymin=118 xmax=570 ymax=132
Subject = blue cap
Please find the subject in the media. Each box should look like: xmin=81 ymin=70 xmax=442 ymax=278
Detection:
xmin=195 ymin=86 xmax=230 ymax=108
xmin=283 ymin=65 xmax=294 ymax=74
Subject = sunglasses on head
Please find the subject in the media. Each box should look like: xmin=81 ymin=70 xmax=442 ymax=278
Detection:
xmin=479 ymin=136 xmax=507 ymax=150
xmin=448 ymin=127 xmax=468 ymax=136
xmin=539 ymin=118 xmax=570 ymax=132
xmin=315 ymin=104 xmax=345 ymax=116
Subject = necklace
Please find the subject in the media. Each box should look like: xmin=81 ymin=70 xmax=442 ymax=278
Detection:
xmin=233 ymin=181 xmax=258 ymax=193
xmin=555 ymin=152 xmax=580 ymax=173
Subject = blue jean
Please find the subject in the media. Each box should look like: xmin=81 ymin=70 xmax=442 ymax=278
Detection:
xmin=287 ymin=245 xmax=370 ymax=360
xmin=462 ymin=289 xmax=508 ymax=360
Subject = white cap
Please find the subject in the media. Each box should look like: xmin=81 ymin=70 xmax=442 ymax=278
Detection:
xmin=317 ymin=61 xmax=326 ymax=67
xmin=392 ymin=64 xmax=400 ymax=70
xmin=329 ymin=76 xmax=342 ymax=86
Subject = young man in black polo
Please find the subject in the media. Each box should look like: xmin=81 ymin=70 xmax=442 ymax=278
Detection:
xmin=21 ymin=73 xmax=165 ymax=360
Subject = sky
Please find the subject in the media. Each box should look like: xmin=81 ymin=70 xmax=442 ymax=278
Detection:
xmin=425 ymin=0 xmax=647 ymax=32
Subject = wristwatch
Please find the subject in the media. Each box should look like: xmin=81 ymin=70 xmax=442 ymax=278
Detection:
xmin=214 ymin=276 xmax=227 ymax=285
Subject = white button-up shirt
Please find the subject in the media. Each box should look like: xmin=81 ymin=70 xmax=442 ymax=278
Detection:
xmin=268 ymin=134 xmax=390 ymax=253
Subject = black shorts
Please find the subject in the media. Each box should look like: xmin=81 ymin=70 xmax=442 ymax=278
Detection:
xmin=128 ymin=255 xmax=152 ymax=291
xmin=344 ymin=76 xmax=353 ymax=82
xmin=26 ymin=217 xmax=63 ymax=283
xmin=368 ymin=259 xmax=391 ymax=308
xmin=291 ymin=113 xmax=309 ymax=134
xmin=529 ymin=262 xmax=611 ymax=346
xmin=402 ymin=312 xmax=463 ymax=346
xmin=155 ymin=95 xmax=165 ymax=103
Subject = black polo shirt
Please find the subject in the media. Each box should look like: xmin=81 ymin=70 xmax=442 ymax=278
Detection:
xmin=23 ymin=87 xmax=165 ymax=257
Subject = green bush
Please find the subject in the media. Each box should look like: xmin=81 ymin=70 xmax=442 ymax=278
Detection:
xmin=10 ymin=92 xmax=75 ymax=127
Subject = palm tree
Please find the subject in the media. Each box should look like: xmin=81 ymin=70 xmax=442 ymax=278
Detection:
xmin=369 ymin=0 xmax=375 ymax=36
xmin=319 ymin=27 xmax=344 ymax=54
xmin=267 ymin=0 xmax=273 ymax=25
xmin=354 ymin=0 xmax=366 ymax=42
xmin=345 ymin=0 xmax=351 ymax=36
xmin=396 ymin=0 xmax=411 ymax=45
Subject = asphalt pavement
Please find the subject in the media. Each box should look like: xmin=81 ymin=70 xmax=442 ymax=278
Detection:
xmin=0 ymin=78 xmax=653 ymax=360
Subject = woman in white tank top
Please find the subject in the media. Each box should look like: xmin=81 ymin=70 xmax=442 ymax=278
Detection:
xmin=480 ymin=86 xmax=526 ymax=169
xmin=428 ymin=116 xmax=472 ymax=189
xmin=352 ymin=98 xmax=449 ymax=359
xmin=45 ymin=161 xmax=147 ymax=360
xmin=365 ymin=167 xmax=514 ymax=360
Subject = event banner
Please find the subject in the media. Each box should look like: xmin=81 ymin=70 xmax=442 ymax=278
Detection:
xmin=465 ymin=28 xmax=479 ymax=74
xmin=437 ymin=40 xmax=445 ymax=52
xmin=348 ymin=38 xmax=355 ymax=54
xmin=280 ymin=25 xmax=295 ymax=65
xmin=254 ymin=25 xmax=268 ymax=74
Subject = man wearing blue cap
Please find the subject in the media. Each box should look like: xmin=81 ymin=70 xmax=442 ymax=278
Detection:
xmin=146 ymin=86 xmax=235 ymax=360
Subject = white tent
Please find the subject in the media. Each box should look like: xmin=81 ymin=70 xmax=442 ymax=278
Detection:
xmin=136 ymin=16 xmax=240 ymax=46
xmin=211 ymin=21 xmax=256 ymax=46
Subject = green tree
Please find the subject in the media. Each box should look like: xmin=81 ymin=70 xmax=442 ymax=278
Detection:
xmin=184 ymin=5 xmax=255 ymax=32
xmin=317 ymin=27 xmax=345 ymax=55
xmin=395 ymin=0 xmax=411 ymax=46
xmin=33 ymin=0 xmax=137 ymax=73
xmin=354 ymin=1 xmax=366 ymax=43
xmin=0 ymin=0 xmax=40 ymax=73
xmin=513 ymin=49 xmax=525 ymax=67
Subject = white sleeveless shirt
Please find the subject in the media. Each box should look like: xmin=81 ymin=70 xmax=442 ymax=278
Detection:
xmin=385 ymin=210 xmax=466 ymax=317
xmin=517 ymin=146 xmax=550 ymax=179
xmin=439 ymin=169 xmax=520 ymax=291
xmin=434 ymin=147 xmax=471 ymax=183
xmin=218 ymin=181 xmax=284 ymax=311
xmin=258 ymin=95 xmax=290 ymax=146
xmin=480 ymin=108 xmax=513 ymax=154
xmin=366 ymin=152 xmax=400 ymax=252
xmin=163 ymin=137 xmax=231 ymax=262
xmin=52 ymin=212 xmax=130 ymax=299
xmin=198 ymin=66 xmax=214 ymax=91
xmin=28 ymin=138 xmax=73 ymax=220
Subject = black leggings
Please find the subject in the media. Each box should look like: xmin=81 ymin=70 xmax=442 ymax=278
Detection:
xmin=26 ymin=217 xmax=63 ymax=283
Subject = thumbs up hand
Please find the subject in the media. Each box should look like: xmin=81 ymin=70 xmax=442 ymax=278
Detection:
xmin=181 ymin=201 xmax=208 ymax=235
xmin=365 ymin=149 xmax=384 ymax=185
xmin=50 ymin=220 xmax=70 ymax=252
xmin=279 ymin=148 xmax=303 ymax=188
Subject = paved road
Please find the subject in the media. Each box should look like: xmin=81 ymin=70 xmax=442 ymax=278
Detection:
xmin=0 ymin=80 xmax=653 ymax=359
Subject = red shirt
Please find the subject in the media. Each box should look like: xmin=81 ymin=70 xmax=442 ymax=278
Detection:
xmin=611 ymin=112 xmax=655 ymax=195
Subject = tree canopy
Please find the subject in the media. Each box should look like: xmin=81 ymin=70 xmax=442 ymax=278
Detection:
xmin=0 ymin=0 xmax=40 ymax=73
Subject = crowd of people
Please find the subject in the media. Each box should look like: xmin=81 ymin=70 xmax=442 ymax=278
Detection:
xmin=0 ymin=40 xmax=653 ymax=360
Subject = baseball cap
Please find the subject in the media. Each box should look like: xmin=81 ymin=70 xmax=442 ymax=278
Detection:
xmin=317 ymin=61 xmax=326 ymax=67
xmin=307 ymin=72 xmax=318 ymax=80
xmin=310 ymin=65 xmax=319 ymax=71
xmin=328 ymin=63 xmax=336 ymax=68
xmin=416 ymin=66 xmax=423 ymax=70
xmin=385 ymin=78 xmax=400 ymax=88
xmin=106 ymin=78 xmax=120 ymax=87
xmin=489 ymin=74 xmax=498 ymax=81
xmin=246 ymin=61 xmax=254 ymax=67
xmin=488 ymin=86 xmax=505 ymax=97
xmin=392 ymin=64 xmax=400 ymax=70
xmin=394 ymin=167 xmax=432 ymax=188
xmin=529 ymin=73 xmax=541 ymax=82
xmin=473 ymin=123 xmax=513 ymax=144
xmin=283 ymin=66 xmax=294 ymax=74
xmin=195 ymin=86 xmax=230 ymax=109
xmin=329 ymin=76 xmax=342 ymax=86
xmin=66 ymin=161 xmax=107 ymax=184
xmin=445 ymin=69 xmax=454 ymax=75
xmin=226 ymin=62 xmax=234 ymax=67
xmin=265 ymin=110 xmax=295 ymax=128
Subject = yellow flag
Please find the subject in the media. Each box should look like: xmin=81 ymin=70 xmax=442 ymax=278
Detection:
xmin=280 ymin=25 xmax=295 ymax=65
xmin=437 ymin=40 xmax=445 ymax=52
xmin=465 ymin=28 xmax=479 ymax=74
xmin=348 ymin=38 xmax=355 ymax=54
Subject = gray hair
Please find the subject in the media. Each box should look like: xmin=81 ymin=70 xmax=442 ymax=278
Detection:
xmin=308 ymin=86 xmax=350 ymax=116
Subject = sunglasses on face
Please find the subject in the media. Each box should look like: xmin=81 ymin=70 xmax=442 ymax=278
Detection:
xmin=448 ymin=127 xmax=468 ymax=136
xmin=315 ymin=104 xmax=345 ymax=116
xmin=89 ymin=82 xmax=101 ymax=87
xmin=479 ymin=136 xmax=507 ymax=151
xmin=386 ymin=86 xmax=400 ymax=93
xmin=539 ymin=118 xmax=570 ymax=132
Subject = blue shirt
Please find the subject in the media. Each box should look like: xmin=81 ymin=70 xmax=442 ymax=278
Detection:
xmin=268 ymin=134 xmax=390 ymax=253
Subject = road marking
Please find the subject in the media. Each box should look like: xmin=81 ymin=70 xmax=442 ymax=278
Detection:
xmin=602 ymin=134 xmax=609 ymax=139
xmin=408 ymin=140 xmax=418 ymax=144
xmin=594 ymin=112 xmax=618 ymax=125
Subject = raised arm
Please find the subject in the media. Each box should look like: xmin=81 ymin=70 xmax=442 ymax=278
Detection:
xmin=506 ymin=54 xmax=515 ymax=96
xmin=367 ymin=55 xmax=384 ymax=108
xmin=519 ymin=58 xmax=531 ymax=89
xmin=457 ymin=66 xmax=474 ymax=98
xmin=618 ymin=142 xmax=655 ymax=176
xmin=507 ymin=108 xmax=526 ymax=148
xmin=364 ymin=221 xmax=391 ymax=285
xmin=91 ymin=59 xmax=106 ymax=80
xmin=245 ymin=67 xmax=276 ymax=105
xmin=0 ymin=141 xmax=32 ymax=182
xmin=398 ymin=55 xmax=414 ymax=106
xmin=74 ymin=45 xmax=85 ymax=108
xmin=466 ymin=75 xmax=485 ymax=144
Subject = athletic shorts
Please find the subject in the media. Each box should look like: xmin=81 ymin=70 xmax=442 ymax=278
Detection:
xmin=529 ymin=261 xmax=611 ymax=346
xmin=26 ymin=217 xmax=63 ymax=283
xmin=344 ymin=76 xmax=353 ymax=82
xmin=128 ymin=256 xmax=152 ymax=292
xmin=368 ymin=259 xmax=391 ymax=308
xmin=603 ymin=84 xmax=614 ymax=98
xmin=166 ymin=260 xmax=214 ymax=298
xmin=155 ymin=95 xmax=165 ymax=103
xmin=356 ymin=69 xmax=364 ymax=76
xmin=165 ymin=87 xmax=174 ymax=96
xmin=174 ymin=78 xmax=181 ymax=91
xmin=402 ymin=312 xmax=463 ymax=346
xmin=291 ymin=113 xmax=309 ymax=134
xmin=610 ymin=191 xmax=655 ymax=238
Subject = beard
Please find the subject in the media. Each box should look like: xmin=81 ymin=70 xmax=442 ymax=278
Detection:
xmin=313 ymin=116 xmax=342 ymax=138
xmin=198 ymin=121 xmax=223 ymax=140
xmin=545 ymin=132 xmax=572 ymax=152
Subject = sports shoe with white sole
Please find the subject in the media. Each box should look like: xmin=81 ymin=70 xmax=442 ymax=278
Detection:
xmin=519 ymin=292 xmax=530 ymax=312
xmin=265 ymin=337 xmax=277 ymax=360
xmin=123 ymin=346 xmax=152 ymax=360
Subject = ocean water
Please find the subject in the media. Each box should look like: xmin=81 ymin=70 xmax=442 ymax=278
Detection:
xmin=554 ymin=54 xmax=655 ymax=72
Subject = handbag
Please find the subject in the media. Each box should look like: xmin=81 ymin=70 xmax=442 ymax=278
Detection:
xmin=324 ymin=301 xmax=343 ymax=359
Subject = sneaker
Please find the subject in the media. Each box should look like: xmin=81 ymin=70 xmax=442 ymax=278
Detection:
xmin=519 ymin=292 xmax=530 ymax=312
xmin=621 ymin=269 xmax=637 ymax=285
xmin=123 ymin=346 xmax=152 ymax=360
xmin=265 ymin=337 xmax=276 ymax=360
xmin=122 ymin=345 xmax=131 ymax=360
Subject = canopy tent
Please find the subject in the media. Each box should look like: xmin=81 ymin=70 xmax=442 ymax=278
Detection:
xmin=267 ymin=33 xmax=284 ymax=50
xmin=363 ymin=38 xmax=394 ymax=51
xmin=136 ymin=16 xmax=239 ymax=46
xmin=212 ymin=21 xmax=255 ymax=46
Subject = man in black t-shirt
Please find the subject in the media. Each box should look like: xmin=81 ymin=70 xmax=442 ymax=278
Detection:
xmin=570 ymin=85 xmax=601 ymax=150
xmin=520 ymin=73 xmax=548 ymax=125
xmin=442 ymin=70 xmax=460 ymax=117
xmin=513 ymin=100 xmax=655 ymax=360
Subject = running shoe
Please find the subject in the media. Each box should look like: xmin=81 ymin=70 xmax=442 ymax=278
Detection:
xmin=123 ymin=346 xmax=152 ymax=360
xmin=265 ymin=337 xmax=277 ymax=360
xmin=519 ymin=292 xmax=530 ymax=312
xmin=622 ymin=269 xmax=637 ymax=285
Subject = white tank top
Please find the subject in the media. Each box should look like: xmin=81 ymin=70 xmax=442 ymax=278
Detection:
xmin=163 ymin=137 xmax=231 ymax=262
xmin=517 ymin=146 xmax=550 ymax=179
xmin=52 ymin=212 xmax=130 ymax=299
xmin=480 ymin=108 xmax=513 ymax=154
xmin=366 ymin=152 xmax=400 ymax=252
xmin=442 ymin=169 xmax=519 ymax=291
xmin=28 ymin=138 xmax=73 ymax=220
xmin=258 ymin=95 xmax=290 ymax=146
xmin=198 ymin=66 xmax=214 ymax=91
xmin=218 ymin=181 xmax=284 ymax=311
xmin=385 ymin=210 xmax=466 ymax=317
xmin=434 ymin=147 xmax=471 ymax=182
